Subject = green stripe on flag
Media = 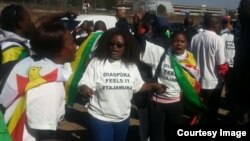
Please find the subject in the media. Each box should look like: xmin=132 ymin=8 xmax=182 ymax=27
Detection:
xmin=171 ymin=55 xmax=207 ymax=124
xmin=18 ymin=49 xmax=29 ymax=60
xmin=66 ymin=32 xmax=102 ymax=106
xmin=0 ymin=111 xmax=12 ymax=141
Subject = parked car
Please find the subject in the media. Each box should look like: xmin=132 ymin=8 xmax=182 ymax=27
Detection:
xmin=60 ymin=14 xmax=117 ymax=31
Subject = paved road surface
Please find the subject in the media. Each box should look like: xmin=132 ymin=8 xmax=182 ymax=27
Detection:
xmin=58 ymin=103 xmax=140 ymax=141
xmin=58 ymin=90 xmax=231 ymax=141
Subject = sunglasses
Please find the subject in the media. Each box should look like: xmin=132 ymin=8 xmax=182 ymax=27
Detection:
xmin=110 ymin=43 xmax=125 ymax=48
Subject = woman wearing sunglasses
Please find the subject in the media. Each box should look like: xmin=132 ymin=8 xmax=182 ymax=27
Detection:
xmin=78 ymin=28 xmax=166 ymax=141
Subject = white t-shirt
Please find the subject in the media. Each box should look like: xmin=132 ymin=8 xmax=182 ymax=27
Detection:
xmin=190 ymin=30 xmax=226 ymax=89
xmin=221 ymin=29 xmax=235 ymax=68
xmin=141 ymin=41 xmax=181 ymax=101
xmin=78 ymin=58 xmax=144 ymax=122
xmin=22 ymin=82 xmax=66 ymax=141
xmin=0 ymin=57 xmax=70 ymax=141
xmin=26 ymin=82 xmax=65 ymax=130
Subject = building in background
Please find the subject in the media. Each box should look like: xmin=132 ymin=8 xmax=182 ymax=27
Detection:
xmin=132 ymin=0 xmax=174 ymax=15
xmin=130 ymin=0 xmax=222 ymax=16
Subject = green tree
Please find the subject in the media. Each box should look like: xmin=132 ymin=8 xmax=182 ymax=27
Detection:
xmin=105 ymin=0 xmax=116 ymax=10
xmin=70 ymin=0 xmax=81 ymax=7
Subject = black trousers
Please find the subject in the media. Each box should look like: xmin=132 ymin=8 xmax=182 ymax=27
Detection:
xmin=201 ymin=88 xmax=223 ymax=124
xmin=148 ymin=101 xmax=183 ymax=141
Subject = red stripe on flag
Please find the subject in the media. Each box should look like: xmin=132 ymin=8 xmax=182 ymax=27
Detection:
xmin=14 ymin=75 xmax=29 ymax=101
xmin=43 ymin=68 xmax=58 ymax=82
xmin=11 ymin=112 xmax=26 ymax=141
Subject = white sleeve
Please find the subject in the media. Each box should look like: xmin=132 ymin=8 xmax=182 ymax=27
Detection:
xmin=26 ymin=82 xmax=65 ymax=130
xmin=215 ymin=37 xmax=226 ymax=65
xmin=132 ymin=65 xmax=145 ymax=93
xmin=57 ymin=63 xmax=73 ymax=81
xmin=141 ymin=41 xmax=165 ymax=69
xmin=78 ymin=58 xmax=97 ymax=91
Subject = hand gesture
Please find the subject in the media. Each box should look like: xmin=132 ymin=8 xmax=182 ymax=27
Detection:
xmin=154 ymin=83 xmax=167 ymax=94
xmin=79 ymin=85 xmax=93 ymax=98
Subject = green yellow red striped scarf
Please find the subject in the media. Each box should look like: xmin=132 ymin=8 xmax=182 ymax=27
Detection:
xmin=1 ymin=57 xmax=70 ymax=141
xmin=171 ymin=51 xmax=207 ymax=125
xmin=66 ymin=31 xmax=103 ymax=106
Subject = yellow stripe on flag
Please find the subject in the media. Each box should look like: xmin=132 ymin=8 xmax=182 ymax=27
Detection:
xmin=2 ymin=46 xmax=25 ymax=64
xmin=66 ymin=34 xmax=94 ymax=96
xmin=8 ymin=97 xmax=26 ymax=134
xmin=71 ymin=34 xmax=94 ymax=71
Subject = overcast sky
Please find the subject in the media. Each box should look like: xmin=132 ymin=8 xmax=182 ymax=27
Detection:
xmin=171 ymin=0 xmax=241 ymax=10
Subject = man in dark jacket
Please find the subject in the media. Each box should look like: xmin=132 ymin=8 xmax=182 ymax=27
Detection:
xmin=183 ymin=16 xmax=198 ymax=46
xmin=115 ymin=7 xmax=130 ymax=31
xmin=228 ymin=0 xmax=250 ymax=125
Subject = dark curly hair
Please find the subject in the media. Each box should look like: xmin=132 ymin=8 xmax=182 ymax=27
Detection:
xmin=94 ymin=28 xmax=140 ymax=65
xmin=0 ymin=4 xmax=25 ymax=32
xmin=171 ymin=30 xmax=188 ymax=41
xmin=30 ymin=23 xmax=68 ymax=60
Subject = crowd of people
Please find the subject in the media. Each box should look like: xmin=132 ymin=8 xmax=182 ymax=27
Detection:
xmin=0 ymin=0 xmax=250 ymax=141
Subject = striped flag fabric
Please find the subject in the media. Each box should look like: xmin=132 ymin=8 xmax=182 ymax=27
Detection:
xmin=0 ymin=111 xmax=12 ymax=141
xmin=171 ymin=51 xmax=207 ymax=125
xmin=0 ymin=57 xmax=71 ymax=141
xmin=66 ymin=31 xmax=103 ymax=106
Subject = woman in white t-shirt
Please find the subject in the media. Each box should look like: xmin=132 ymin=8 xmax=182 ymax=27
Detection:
xmin=141 ymin=30 xmax=202 ymax=141
xmin=0 ymin=23 xmax=76 ymax=141
xmin=78 ymin=28 xmax=166 ymax=141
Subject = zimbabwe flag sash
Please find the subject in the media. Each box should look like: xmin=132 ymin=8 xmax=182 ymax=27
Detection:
xmin=66 ymin=31 xmax=103 ymax=106
xmin=171 ymin=51 xmax=207 ymax=125
xmin=0 ymin=57 xmax=71 ymax=141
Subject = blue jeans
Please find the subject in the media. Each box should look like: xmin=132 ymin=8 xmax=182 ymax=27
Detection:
xmin=88 ymin=114 xmax=129 ymax=141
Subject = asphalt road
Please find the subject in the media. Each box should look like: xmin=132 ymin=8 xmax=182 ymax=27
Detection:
xmin=57 ymin=103 xmax=141 ymax=141
xmin=57 ymin=88 xmax=231 ymax=141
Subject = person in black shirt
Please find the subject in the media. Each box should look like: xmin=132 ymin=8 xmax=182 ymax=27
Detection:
xmin=115 ymin=7 xmax=130 ymax=31
xmin=228 ymin=0 xmax=250 ymax=125
xmin=183 ymin=16 xmax=197 ymax=47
